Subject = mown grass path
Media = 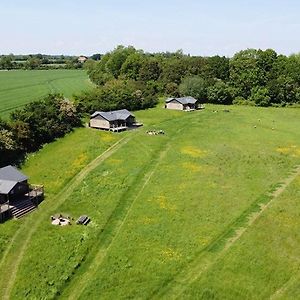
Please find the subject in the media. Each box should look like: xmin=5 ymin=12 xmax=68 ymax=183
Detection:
xmin=152 ymin=165 xmax=300 ymax=300
xmin=269 ymin=274 xmax=300 ymax=299
xmin=66 ymin=145 xmax=171 ymax=300
xmin=0 ymin=137 xmax=130 ymax=300
xmin=60 ymin=123 xmax=188 ymax=299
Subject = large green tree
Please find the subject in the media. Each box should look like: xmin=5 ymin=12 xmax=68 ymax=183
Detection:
xmin=0 ymin=55 xmax=14 ymax=70
xmin=120 ymin=52 xmax=144 ymax=80
xmin=229 ymin=49 xmax=264 ymax=98
xmin=83 ymin=45 xmax=300 ymax=107
xmin=207 ymin=55 xmax=230 ymax=81
xmin=179 ymin=76 xmax=208 ymax=102
xmin=207 ymin=81 xmax=232 ymax=104
xmin=25 ymin=57 xmax=42 ymax=69
xmin=105 ymin=46 xmax=137 ymax=78
xmin=139 ymin=58 xmax=162 ymax=81
xmin=249 ymin=87 xmax=271 ymax=107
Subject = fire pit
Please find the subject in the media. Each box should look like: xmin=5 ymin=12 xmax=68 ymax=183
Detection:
xmin=51 ymin=215 xmax=71 ymax=226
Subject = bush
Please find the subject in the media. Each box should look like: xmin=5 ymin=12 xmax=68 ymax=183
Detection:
xmin=207 ymin=81 xmax=232 ymax=105
xmin=249 ymin=87 xmax=271 ymax=107
xmin=232 ymin=97 xmax=255 ymax=106
xmin=75 ymin=80 xmax=158 ymax=114
xmin=165 ymin=82 xmax=180 ymax=97
xmin=0 ymin=94 xmax=82 ymax=166
xmin=11 ymin=94 xmax=80 ymax=150
xmin=179 ymin=76 xmax=207 ymax=102
xmin=0 ymin=125 xmax=19 ymax=167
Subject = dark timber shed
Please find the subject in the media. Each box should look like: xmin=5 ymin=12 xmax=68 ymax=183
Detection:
xmin=0 ymin=166 xmax=29 ymax=204
xmin=0 ymin=166 xmax=44 ymax=222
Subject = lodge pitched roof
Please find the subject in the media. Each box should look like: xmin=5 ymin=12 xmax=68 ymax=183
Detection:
xmin=0 ymin=166 xmax=28 ymax=182
xmin=90 ymin=109 xmax=134 ymax=122
xmin=0 ymin=166 xmax=28 ymax=194
xmin=0 ymin=180 xmax=18 ymax=195
xmin=165 ymin=96 xmax=198 ymax=105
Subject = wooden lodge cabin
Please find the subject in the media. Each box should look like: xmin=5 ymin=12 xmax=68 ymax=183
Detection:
xmin=0 ymin=166 xmax=44 ymax=222
xmin=89 ymin=109 xmax=142 ymax=132
xmin=165 ymin=96 xmax=200 ymax=111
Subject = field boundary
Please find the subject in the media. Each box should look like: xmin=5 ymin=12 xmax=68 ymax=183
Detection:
xmin=0 ymin=137 xmax=130 ymax=300
xmin=152 ymin=165 xmax=300 ymax=299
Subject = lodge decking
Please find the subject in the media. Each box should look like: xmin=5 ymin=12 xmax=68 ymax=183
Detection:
xmin=109 ymin=125 xmax=128 ymax=132
xmin=108 ymin=122 xmax=143 ymax=132
xmin=0 ymin=203 xmax=11 ymax=214
xmin=0 ymin=185 xmax=44 ymax=221
xmin=10 ymin=198 xmax=36 ymax=219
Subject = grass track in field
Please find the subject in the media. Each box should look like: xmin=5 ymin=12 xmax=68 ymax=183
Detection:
xmin=0 ymin=133 xmax=128 ymax=299
xmin=4 ymin=107 xmax=186 ymax=299
xmin=152 ymin=165 xmax=300 ymax=299
xmin=64 ymin=119 xmax=190 ymax=299
xmin=0 ymin=137 xmax=129 ymax=300
xmin=180 ymin=169 xmax=300 ymax=299
xmin=0 ymin=105 xmax=300 ymax=299
xmin=75 ymin=106 xmax=300 ymax=300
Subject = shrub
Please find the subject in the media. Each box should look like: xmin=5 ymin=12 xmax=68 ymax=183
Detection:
xmin=0 ymin=94 xmax=82 ymax=166
xmin=179 ymin=76 xmax=208 ymax=102
xmin=249 ymin=87 xmax=271 ymax=107
xmin=207 ymin=81 xmax=232 ymax=105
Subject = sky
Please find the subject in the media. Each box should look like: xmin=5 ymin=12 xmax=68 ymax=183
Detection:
xmin=1 ymin=0 xmax=300 ymax=56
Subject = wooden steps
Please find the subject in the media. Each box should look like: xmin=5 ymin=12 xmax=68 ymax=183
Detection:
xmin=11 ymin=199 xmax=36 ymax=219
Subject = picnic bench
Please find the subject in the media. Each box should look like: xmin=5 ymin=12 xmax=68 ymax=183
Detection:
xmin=76 ymin=215 xmax=91 ymax=225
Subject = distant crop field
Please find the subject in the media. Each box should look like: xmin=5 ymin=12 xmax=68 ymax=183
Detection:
xmin=0 ymin=70 xmax=91 ymax=118
xmin=0 ymin=104 xmax=300 ymax=299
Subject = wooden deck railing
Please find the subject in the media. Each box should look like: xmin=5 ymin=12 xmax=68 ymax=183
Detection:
xmin=27 ymin=185 xmax=44 ymax=205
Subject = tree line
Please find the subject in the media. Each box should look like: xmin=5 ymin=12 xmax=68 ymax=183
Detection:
xmin=0 ymin=54 xmax=100 ymax=70
xmin=79 ymin=46 xmax=300 ymax=108
xmin=0 ymin=94 xmax=80 ymax=167
xmin=1 ymin=46 xmax=300 ymax=167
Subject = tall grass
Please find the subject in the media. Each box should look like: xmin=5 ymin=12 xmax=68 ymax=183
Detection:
xmin=0 ymin=104 xmax=299 ymax=299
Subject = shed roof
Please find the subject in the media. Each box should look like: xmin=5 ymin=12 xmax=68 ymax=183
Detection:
xmin=0 ymin=166 xmax=28 ymax=195
xmin=0 ymin=180 xmax=17 ymax=194
xmin=91 ymin=109 xmax=134 ymax=121
xmin=0 ymin=166 xmax=28 ymax=182
xmin=165 ymin=97 xmax=198 ymax=105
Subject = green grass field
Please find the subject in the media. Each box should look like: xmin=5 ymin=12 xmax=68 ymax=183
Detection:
xmin=0 ymin=104 xmax=300 ymax=299
xmin=0 ymin=70 xmax=91 ymax=118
